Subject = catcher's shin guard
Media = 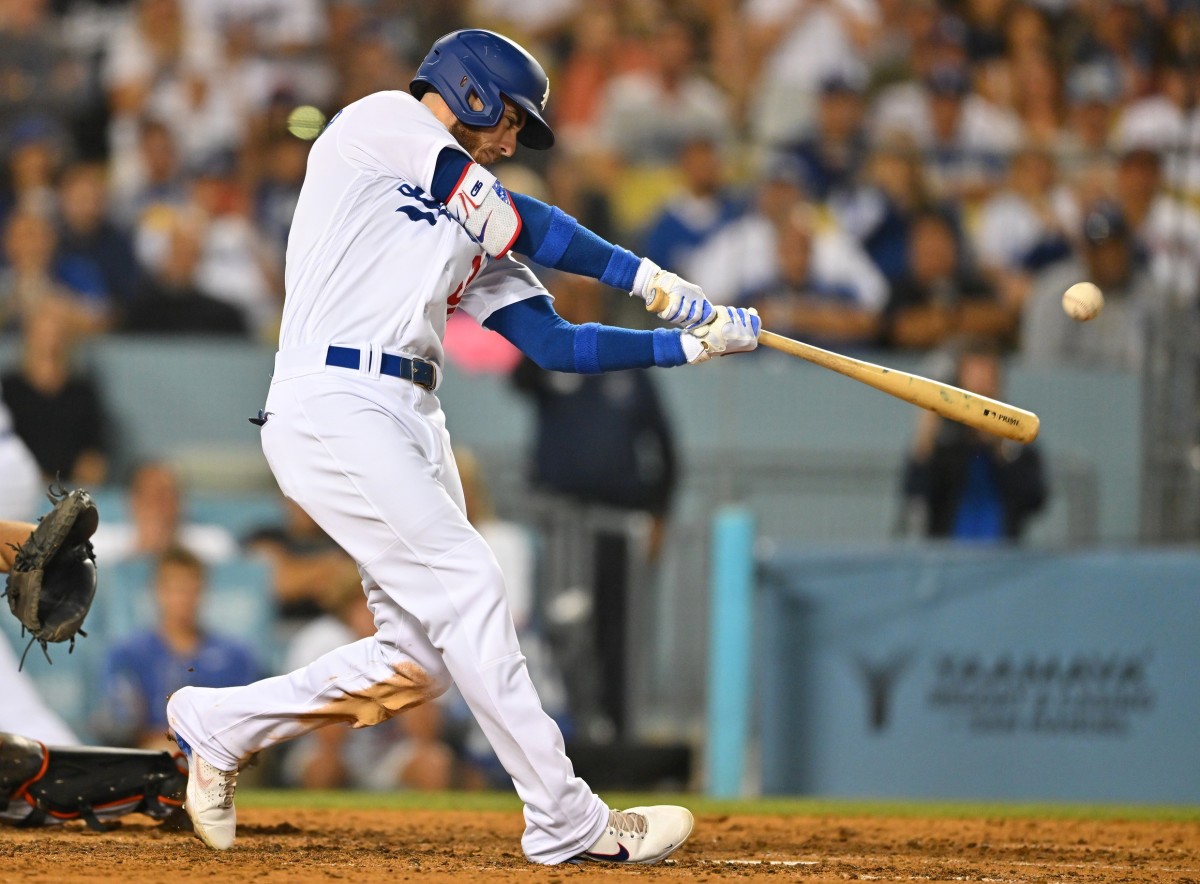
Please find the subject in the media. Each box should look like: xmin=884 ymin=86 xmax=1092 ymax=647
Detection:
xmin=0 ymin=732 xmax=187 ymax=830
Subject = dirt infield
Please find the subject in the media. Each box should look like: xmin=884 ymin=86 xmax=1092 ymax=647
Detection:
xmin=2 ymin=807 xmax=1198 ymax=883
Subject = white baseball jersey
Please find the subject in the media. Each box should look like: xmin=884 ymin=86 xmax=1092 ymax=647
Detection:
xmin=280 ymin=90 xmax=544 ymax=368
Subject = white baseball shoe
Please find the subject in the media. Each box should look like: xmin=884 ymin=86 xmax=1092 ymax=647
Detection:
xmin=170 ymin=728 xmax=239 ymax=850
xmin=576 ymin=806 xmax=694 ymax=865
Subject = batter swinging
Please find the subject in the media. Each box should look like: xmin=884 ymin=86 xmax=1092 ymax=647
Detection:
xmin=166 ymin=29 xmax=759 ymax=865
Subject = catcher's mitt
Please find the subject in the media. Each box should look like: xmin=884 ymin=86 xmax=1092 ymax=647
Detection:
xmin=4 ymin=486 xmax=98 ymax=668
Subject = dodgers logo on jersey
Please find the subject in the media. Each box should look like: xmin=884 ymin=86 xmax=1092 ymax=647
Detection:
xmin=395 ymin=182 xmax=451 ymax=226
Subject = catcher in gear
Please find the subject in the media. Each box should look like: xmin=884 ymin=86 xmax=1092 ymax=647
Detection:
xmin=3 ymin=486 xmax=98 ymax=668
xmin=0 ymin=489 xmax=188 ymax=831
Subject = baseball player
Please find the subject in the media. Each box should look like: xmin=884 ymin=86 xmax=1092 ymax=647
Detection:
xmin=166 ymin=29 xmax=760 ymax=865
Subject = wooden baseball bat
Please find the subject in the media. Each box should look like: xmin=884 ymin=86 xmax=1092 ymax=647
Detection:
xmin=755 ymin=329 xmax=1040 ymax=443
xmin=648 ymin=292 xmax=1040 ymax=443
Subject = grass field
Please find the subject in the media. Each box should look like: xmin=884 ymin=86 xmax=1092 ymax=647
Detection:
xmin=240 ymin=788 xmax=1200 ymax=822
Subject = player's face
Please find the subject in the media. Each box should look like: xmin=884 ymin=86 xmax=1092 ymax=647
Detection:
xmin=451 ymin=99 xmax=526 ymax=165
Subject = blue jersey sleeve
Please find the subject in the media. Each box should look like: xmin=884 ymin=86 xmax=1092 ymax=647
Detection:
xmin=483 ymin=295 xmax=687 ymax=372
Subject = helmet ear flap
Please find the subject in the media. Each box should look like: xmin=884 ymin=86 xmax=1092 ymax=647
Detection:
xmin=457 ymin=54 xmax=505 ymax=125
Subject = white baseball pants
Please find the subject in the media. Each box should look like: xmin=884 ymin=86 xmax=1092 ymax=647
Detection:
xmin=166 ymin=346 xmax=609 ymax=864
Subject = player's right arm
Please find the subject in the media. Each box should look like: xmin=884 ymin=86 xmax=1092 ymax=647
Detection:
xmin=428 ymin=148 xmax=716 ymax=330
xmin=460 ymin=260 xmax=758 ymax=372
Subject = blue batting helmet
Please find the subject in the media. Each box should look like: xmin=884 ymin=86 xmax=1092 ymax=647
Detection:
xmin=410 ymin=29 xmax=554 ymax=150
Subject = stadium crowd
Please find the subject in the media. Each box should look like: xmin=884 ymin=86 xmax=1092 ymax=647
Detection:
xmin=2 ymin=0 xmax=1197 ymax=779
xmin=2 ymin=0 xmax=1197 ymax=372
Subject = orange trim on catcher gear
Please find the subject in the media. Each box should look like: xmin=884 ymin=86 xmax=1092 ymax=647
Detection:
xmin=12 ymin=741 xmax=49 ymax=800
xmin=32 ymin=793 xmax=147 ymax=818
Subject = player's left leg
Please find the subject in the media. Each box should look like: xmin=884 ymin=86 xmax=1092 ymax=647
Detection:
xmin=166 ymin=593 xmax=451 ymax=850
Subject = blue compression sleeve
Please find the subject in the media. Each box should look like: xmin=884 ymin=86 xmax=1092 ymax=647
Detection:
xmin=431 ymin=148 xmax=643 ymax=290
xmin=484 ymin=296 xmax=687 ymax=372
xmin=431 ymin=147 xmax=472 ymax=201
xmin=508 ymin=194 xmax=642 ymax=289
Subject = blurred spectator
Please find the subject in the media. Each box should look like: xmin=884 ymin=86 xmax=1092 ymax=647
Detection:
xmin=0 ymin=209 xmax=110 ymax=335
xmin=120 ymin=210 xmax=249 ymax=336
xmin=1114 ymin=54 xmax=1200 ymax=197
xmin=885 ymin=210 xmax=1012 ymax=349
xmin=1064 ymin=63 xmax=1122 ymax=153
xmin=332 ymin=23 xmax=410 ymax=109
xmin=242 ymin=495 xmax=360 ymax=629
xmin=544 ymin=153 xmax=620 ymax=245
xmin=254 ymin=135 xmax=309 ymax=258
xmin=739 ymin=204 xmax=886 ymax=348
xmin=1021 ymin=200 xmax=1157 ymax=372
xmin=0 ymin=1 xmax=87 ymax=147
xmin=971 ymin=146 xmax=1075 ymax=309
xmin=744 ymin=0 xmax=880 ymax=142
xmin=112 ymin=118 xmax=189 ymax=228
xmin=835 ymin=137 xmax=941 ymax=283
xmin=1 ymin=302 xmax=110 ymax=485
xmin=103 ymin=0 xmax=239 ymax=176
xmin=281 ymin=576 xmax=461 ymax=791
xmin=469 ymin=0 xmax=579 ymax=42
xmin=552 ymin=7 xmax=651 ymax=150
xmin=640 ymin=137 xmax=744 ymax=273
xmin=1004 ymin=2 xmax=1053 ymax=62
xmin=0 ymin=121 xmax=64 ymax=225
xmin=90 ymin=460 xmax=239 ymax=564
xmin=900 ymin=339 xmax=1047 ymax=542
xmin=691 ymin=159 xmax=886 ymax=313
xmin=962 ymin=0 xmax=1009 ymax=63
xmin=780 ymin=70 xmax=870 ymax=203
xmin=96 ymin=545 xmax=259 ymax=750
xmin=873 ymin=63 xmax=1022 ymax=202
xmin=55 ymin=162 xmax=141 ymax=304
xmin=593 ymin=17 xmax=732 ymax=166
xmin=1071 ymin=0 xmax=1155 ymax=103
xmin=873 ymin=8 xmax=969 ymax=99
xmin=1111 ymin=146 xmax=1200 ymax=305
xmin=1010 ymin=51 xmax=1064 ymax=147
xmin=512 ymin=277 xmax=677 ymax=739
xmin=513 ymin=279 xmax=678 ymax=528
xmin=186 ymin=160 xmax=283 ymax=337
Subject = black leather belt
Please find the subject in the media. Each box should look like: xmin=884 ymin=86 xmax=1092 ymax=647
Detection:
xmin=325 ymin=345 xmax=436 ymax=389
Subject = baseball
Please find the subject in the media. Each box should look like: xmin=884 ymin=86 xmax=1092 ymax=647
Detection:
xmin=1062 ymin=282 xmax=1104 ymax=322
xmin=286 ymin=105 xmax=327 ymax=141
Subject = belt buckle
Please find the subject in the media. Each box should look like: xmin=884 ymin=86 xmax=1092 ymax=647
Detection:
xmin=412 ymin=359 xmax=435 ymax=390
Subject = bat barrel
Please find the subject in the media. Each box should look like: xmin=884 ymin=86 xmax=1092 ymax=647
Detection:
xmin=758 ymin=331 xmax=1040 ymax=444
